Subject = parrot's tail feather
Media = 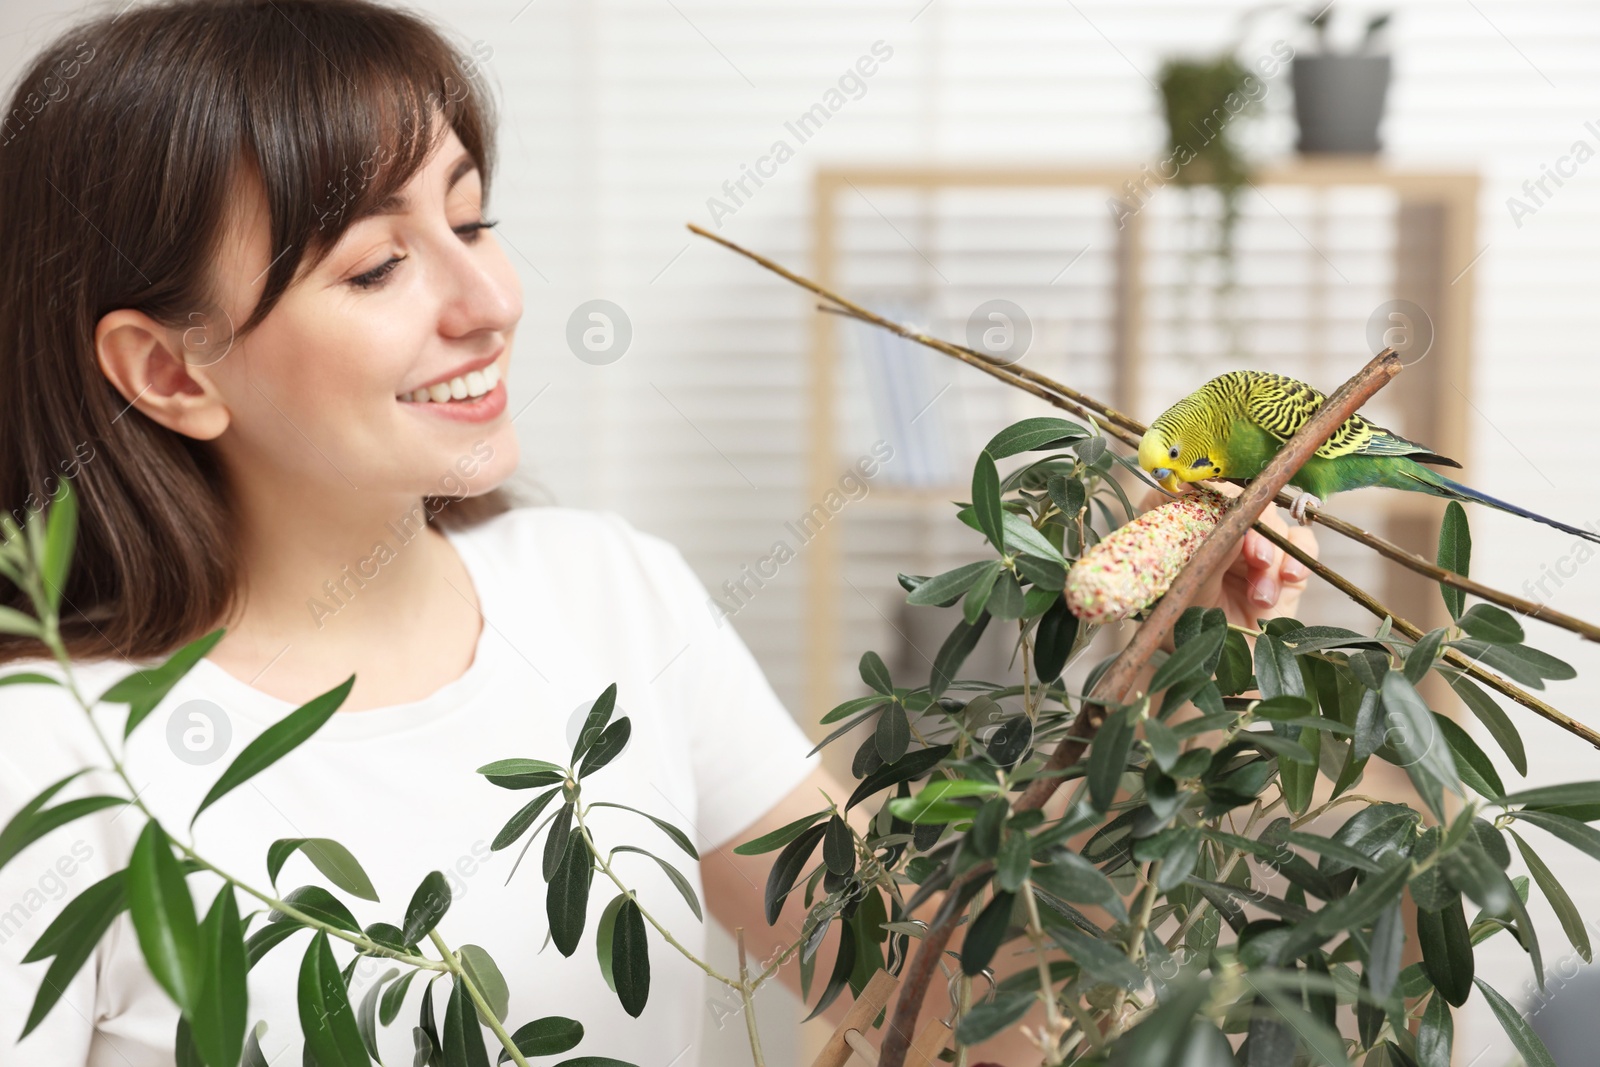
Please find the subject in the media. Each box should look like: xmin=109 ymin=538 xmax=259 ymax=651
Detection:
xmin=1406 ymin=468 xmax=1600 ymax=544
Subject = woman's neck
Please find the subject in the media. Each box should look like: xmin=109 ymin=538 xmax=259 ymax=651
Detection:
xmin=205 ymin=488 xmax=485 ymax=709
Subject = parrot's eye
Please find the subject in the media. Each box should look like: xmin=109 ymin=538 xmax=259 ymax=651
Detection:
xmin=1168 ymin=446 xmax=1179 ymax=459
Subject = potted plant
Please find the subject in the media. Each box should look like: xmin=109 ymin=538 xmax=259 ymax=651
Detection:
xmin=1292 ymin=7 xmax=1393 ymax=153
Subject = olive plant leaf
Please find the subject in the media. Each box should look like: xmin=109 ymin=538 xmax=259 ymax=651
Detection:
xmin=0 ymin=770 xmax=126 ymax=875
xmin=402 ymin=871 xmax=452 ymax=945
xmin=1087 ymin=702 xmax=1138 ymax=813
xmin=578 ymin=719 xmax=631 ymax=778
xmin=441 ymin=973 xmax=493 ymax=1067
xmin=570 ymin=683 xmax=617 ymax=765
xmin=1443 ymin=674 xmax=1526 ymax=776
xmin=1436 ymin=501 xmax=1470 ymax=619
xmin=972 ymin=450 xmax=1004 ymax=551
xmin=732 ymin=810 xmax=828 ymax=856
xmin=586 ymin=802 xmax=698 ymax=859
xmin=904 ymin=561 xmax=994 ymax=607
xmin=192 ymin=675 xmax=355 ymax=825
xmin=960 ymin=891 xmax=1015 ymax=976
xmin=610 ymin=845 xmax=702 ymax=921
xmin=357 ymin=968 xmax=399 ymax=1059
xmin=1417 ymin=990 xmax=1453 ymax=1067
xmin=269 ymin=885 xmax=362 ymax=934
xmin=266 ymin=838 xmax=379 ymax=902
xmin=983 ymin=417 xmax=1088 ymax=458
xmin=611 ymin=898 xmax=650 ymax=1018
xmin=491 ymin=789 xmax=561 ymax=852
xmin=18 ymin=869 xmax=127 ymax=1038
xmin=1508 ymin=827 xmax=1592 ymax=964
xmin=547 ymin=837 xmax=592 ymax=957
xmin=298 ymin=930 xmax=370 ymax=1067
xmin=189 ymin=885 xmax=247 ymax=1067
xmin=100 ymin=627 xmax=226 ymax=739
xmin=764 ymin=823 xmax=826 ymax=925
xmin=497 ymin=1018 xmax=584 ymax=1064
xmin=39 ymin=478 xmax=77 ymax=611
xmin=127 ymin=821 xmax=203 ymax=1014
xmin=457 ymin=945 xmax=510 ymax=1025
xmin=1416 ymin=900 xmax=1473 ymax=1007
xmin=1475 ymin=977 xmax=1557 ymax=1067
xmin=859 ymin=650 xmax=892 ymax=694
xmin=932 ymin=614 xmax=993 ymax=702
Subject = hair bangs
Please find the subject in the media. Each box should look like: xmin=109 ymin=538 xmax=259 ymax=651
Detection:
xmin=229 ymin=0 xmax=495 ymax=335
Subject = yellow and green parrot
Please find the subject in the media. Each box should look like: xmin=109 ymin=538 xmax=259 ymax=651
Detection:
xmin=1138 ymin=369 xmax=1600 ymax=543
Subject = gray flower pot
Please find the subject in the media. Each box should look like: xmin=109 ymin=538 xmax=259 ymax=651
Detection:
xmin=1291 ymin=54 xmax=1391 ymax=153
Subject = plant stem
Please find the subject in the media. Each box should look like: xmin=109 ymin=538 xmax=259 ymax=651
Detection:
xmin=1103 ymin=861 xmax=1162 ymax=1044
xmin=1021 ymin=885 xmax=1067 ymax=1064
xmin=736 ymin=928 xmax=767 ymax=1067
xmin=428 ymin=929 xmax=535 ymax=1067
xmin=573 ymin=801 xmax=736 ymax=985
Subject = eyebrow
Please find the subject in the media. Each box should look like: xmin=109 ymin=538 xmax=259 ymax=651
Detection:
xmin=359 ymin=152 xmax=478 ymax=219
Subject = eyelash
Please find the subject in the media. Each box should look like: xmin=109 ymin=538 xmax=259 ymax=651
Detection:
xmin=346 ymin=218 xmax=500 ymax=290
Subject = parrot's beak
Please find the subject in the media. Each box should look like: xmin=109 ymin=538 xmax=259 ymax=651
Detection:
xmin=1151 ymin=468 xmax=1181 ymax=493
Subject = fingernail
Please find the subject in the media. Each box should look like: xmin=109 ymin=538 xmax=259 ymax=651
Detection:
xmin=1252 ymin=577 xmax=1278 ymax=606
xmin=1251 ymin=538 xmax=1271 ymax=563
xmin=1283 ymin=559 xmax=1310 ymax=581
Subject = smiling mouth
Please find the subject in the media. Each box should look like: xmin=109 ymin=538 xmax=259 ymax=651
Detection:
xmin=397 ymin=360 xmax=502 ymax=404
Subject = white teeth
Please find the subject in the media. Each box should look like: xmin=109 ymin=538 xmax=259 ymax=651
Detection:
xmin=399 ymin=360 xmax=505 ymax=403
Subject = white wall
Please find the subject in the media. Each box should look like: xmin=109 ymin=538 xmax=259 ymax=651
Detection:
xmin=9 ymin=1 xmax=1600 ymax=1063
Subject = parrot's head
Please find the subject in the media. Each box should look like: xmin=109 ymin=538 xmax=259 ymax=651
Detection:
xmin=1139 ymin=422 xmax=1221 ymax=494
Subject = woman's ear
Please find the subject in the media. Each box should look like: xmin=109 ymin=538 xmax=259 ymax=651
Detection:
xmin=95 ymin=308 xmax=232 ymax=441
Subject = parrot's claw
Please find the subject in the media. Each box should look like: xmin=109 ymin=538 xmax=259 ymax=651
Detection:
xmin=1289 ymin=493 xmax=1322 ymax=526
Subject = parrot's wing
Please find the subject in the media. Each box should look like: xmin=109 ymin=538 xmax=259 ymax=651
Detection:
xmin=1240 ymin=371 xmax=1463 ymax=467
xmin=1243 ymin=376 xmax=1385 ymax=460
xmin=1355 ymin=428 xmax=1464 ymax=468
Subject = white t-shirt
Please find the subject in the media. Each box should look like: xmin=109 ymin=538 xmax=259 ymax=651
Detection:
xmin=0 ymin=505 xmax=819 ymax=1067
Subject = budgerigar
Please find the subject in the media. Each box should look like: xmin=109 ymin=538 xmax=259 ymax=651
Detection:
xmin=1137 ymin=369 xmax=1600 ymax=544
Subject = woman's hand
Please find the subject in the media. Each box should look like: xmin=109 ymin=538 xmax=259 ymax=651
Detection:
xmin=1134 ymin=485 xmax=1319 ymax=631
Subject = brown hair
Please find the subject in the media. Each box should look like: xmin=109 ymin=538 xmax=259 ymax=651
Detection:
xmin=0 ymin=0 xmax=523 ymax=666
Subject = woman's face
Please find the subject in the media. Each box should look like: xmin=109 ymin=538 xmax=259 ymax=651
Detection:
xmin=196 ymin=117 xmax=522 ymax=507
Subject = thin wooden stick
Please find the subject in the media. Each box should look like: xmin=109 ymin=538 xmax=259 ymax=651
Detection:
xmin=812 ymin=970 xmax=901 ymax=1067
xmin=685 ymin=221 xmax=1600 ymax=646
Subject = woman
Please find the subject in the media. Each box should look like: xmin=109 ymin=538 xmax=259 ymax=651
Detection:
xmin=0 ymin=1 xmax=1316 ymax=1063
